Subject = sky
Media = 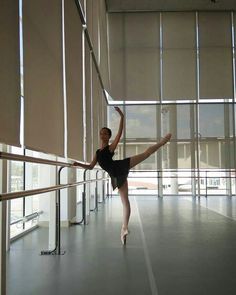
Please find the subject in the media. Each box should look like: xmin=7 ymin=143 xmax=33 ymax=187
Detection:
xmin=108 ymin=103 xmax=235 ymax=140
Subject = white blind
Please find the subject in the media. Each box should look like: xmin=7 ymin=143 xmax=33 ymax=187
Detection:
xmin=199 ymin=12 xmax=233 ymax=99
xmin=64 ymin=0 xmax=84 ymax=161
xmin=0 ymin=1 xmax=20 ymax=147
xmin=99 ymin=0 xmax=110 ymax=92
xmin=85 ymin=40 xmax=92 ymax=161
xmin=101 ymin=89 xmax=107 ymax=127
xmin=88 ymin=0 xmax=99 ymax=63
xmin=92 ymin=62 xmax=100 ymax=155
xmin=23 ymin=0 xmax=64 ymax=156
xmin=162 ymin=12 xmax=196 ymax=100
xmin=108 ymin=13 xmax=125 ymax=100
xmin=235 ymin=14 xmax=236 ymax=48
xmin=86 ymin=0 xmax=100 ymax=65
xmin=108 ymin=12 xmax=160 ymax=100
xmin=98 ymin=88 xmax=104 ymax=129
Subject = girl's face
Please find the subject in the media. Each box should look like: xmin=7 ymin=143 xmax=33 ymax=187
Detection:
xmin=100 ymin=128 xmax=110 ymax=142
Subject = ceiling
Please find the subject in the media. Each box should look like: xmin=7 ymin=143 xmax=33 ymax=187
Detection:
xmin=106 ymin=0 xmax=236 ymax=12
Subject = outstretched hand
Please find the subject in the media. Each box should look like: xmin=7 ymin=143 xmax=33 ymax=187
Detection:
xmin=114 ymin=106 xmax=124 ymax=117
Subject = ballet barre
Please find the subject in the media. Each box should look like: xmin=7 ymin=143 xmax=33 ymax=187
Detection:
xmin=0 ymin=151 xmax=109 ymax=256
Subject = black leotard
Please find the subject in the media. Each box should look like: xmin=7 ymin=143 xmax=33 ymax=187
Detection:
xmin=96 ymin=145 xmax=130 ymax=190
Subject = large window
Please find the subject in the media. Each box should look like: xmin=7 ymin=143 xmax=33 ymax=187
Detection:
xmin=10 ymin=149 xmax=42 ymax=238
xmin=126 ymin=105 xmax=157 ymax=170
xmin=108 ymin=102 xmax=235 ymax=196
xmin=126 ymin=105 xmax=157 ymax=139
xmin=10 ymin=147 xmax=24 ymax=237
xmin=108 ymin=105 xmax=124 ymax=160
xmin=199 ymin=104 xmax=225 ymax=138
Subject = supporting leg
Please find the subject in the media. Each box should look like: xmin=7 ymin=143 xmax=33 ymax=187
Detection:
xmin=129 ymin=133 xmax=171 ymax=169
xmin=118 ymin=180 xmax=130 ymax=230
xmin=118 ymin=180 xmax=130 ymax=245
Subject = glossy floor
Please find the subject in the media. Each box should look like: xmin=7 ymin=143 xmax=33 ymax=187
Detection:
xmin=7 ymin=196 xmax=236 ymax=295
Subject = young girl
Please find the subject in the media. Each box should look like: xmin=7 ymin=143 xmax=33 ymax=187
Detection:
xmin=74 ymin=107 xmax=171 ymax=245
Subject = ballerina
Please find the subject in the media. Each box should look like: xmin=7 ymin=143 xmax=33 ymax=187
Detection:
xmin=74 ymin=107 xmax=171 ymax=245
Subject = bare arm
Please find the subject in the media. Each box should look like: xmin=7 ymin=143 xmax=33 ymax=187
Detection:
xmin=73 ymin=154 xmax=97 ymax=170
xmin=109 ymin=107 xmax=124 ymax=153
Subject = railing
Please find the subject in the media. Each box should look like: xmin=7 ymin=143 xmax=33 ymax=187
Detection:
xmin=0 ymin=152 xmax=108 ymax=295
xmin=0 ymin=152 xmax=109 ymax=256
xmin=127 ymin=169 xmax=236 ymax=197
xmin=1 ymin=154 xmax=235 ymax=247
xmin=10 ymin=211 xmax=44 ymax=226
xmin=0 ymin=151 xmax=71 ymax=167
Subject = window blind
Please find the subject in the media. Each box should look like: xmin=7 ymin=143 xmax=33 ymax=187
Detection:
xmin=0 ymin=1 xmax=21 ymax=147
xmin=199 ymin=12 xmax=233 ymax=99
xmin=23 ymin=0 xmax=64 ymax=156
xmin=162 ymin=12 xmax=196 ymax=100
xmin=64 ymin=0 xmax=84 ymax=161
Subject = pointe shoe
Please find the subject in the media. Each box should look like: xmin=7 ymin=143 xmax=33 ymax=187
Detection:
xmin=161 ymin=133 xmax=172 ymax=145
xmin=121 ymin=228 xmax=129 ymax=245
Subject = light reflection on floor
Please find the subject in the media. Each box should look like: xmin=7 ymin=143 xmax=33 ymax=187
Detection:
xmin=183 ymin=196 xmax=236 ymax=221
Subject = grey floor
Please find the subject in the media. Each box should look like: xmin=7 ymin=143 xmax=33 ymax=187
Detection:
xmin=7 ymin=196 xmax=236 ymax=295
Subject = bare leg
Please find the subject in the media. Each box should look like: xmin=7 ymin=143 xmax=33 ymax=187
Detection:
xmin=129 ymin=133 xmax=172 ymax=169
xmin=118 ymin=180 xmax=130 ymax=244
xmin=118 ymin=180 xmax=130 ymax=230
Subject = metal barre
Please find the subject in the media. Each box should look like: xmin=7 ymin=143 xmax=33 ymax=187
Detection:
xmin=0 ymin=177 xmax=108 ymax=202
xmin=1 ymin=152 xmax=235 ymax=173
xmin=128 ymin=175 xmax=235 ymax=179
xmin=10 ymin=211 xmax=44 ymax=226
xmin=129 ymin=169 xmax=236 ymax=173
xmin=0 ymin=151 xmax=74 ymax=167
xmin=42 ymin=169 xmax=109 ymax=255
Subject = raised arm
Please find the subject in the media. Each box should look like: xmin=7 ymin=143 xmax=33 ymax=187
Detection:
xmin=109 ymin=107 xmax=124 ymax=153
xmin=73 ymin=153 xmax=97 ymax=170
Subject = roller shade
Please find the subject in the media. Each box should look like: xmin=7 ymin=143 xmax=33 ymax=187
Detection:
xmin=162 ymin=12 xmax=196 ymax=100
xmin=85 ymin=40 xmax=92 ymax=161
xmin=199 ymin=12 xmax=233 ymax=99
xmin=98 ymin=87 xmax=104 ymax=129
xmin=235 ymin=14 xmax=236 ymax=47
xmin=86 ymin=0 xmax=99 ymax=63
xmin=162 ymin=49 xmax=196 ymax=100
xmin=99 ymin=0 xmax=110 ymax=92
xmin=108 ymin=12 xmax=160 ymax=100
xmin=23 ymin=0 xmax=64 ymax=156
xmin=92 ymin=62 xmax=100 ymax=155
xmin=101 ymin=89 xmax=107 ymax=127
xmin=200 ymin=48 xmax=233 ymax=99
xmin=64 ymin=0 xmax=84 ymax=161
xmin=0 ymin=1 xmax=20 ymax=147
xmin=126 ymin=48 xmax=160 ymax=100
xmin=125 ymin=12 xmax=160 ymax=101
xmin=104 ymin=96 xmax=107 ymax=127
xmin=107 ymin=13 xmax=125 ymax=99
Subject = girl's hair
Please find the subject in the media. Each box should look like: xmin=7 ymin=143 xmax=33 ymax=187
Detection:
xmin=101 ymin=127 xmax=112 ymax=138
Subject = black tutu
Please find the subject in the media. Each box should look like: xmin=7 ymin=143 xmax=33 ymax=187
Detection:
xmin=96 ymin=146 xmax=130 ymax=190
xmin=109 ymin=158 xmax=130 ymax=190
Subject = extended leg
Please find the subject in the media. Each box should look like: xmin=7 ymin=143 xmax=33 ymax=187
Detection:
xmin=129 ymin=133 xmax=171 ymax=169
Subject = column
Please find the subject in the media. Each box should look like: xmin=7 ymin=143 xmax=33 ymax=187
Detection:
xmin=169 ymin=105 xmax=178 ymax=194
xmin=0 ymin=153 xmax=7 ymax=295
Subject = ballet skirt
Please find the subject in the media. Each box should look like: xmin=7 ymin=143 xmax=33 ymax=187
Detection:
xmin=96 ymin=145 xmax=130 ymax=190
